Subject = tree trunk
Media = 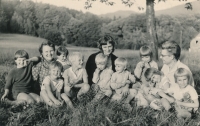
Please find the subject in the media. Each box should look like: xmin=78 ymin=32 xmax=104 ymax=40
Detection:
xmin=146 ymin=0 xmax=158 ymax=60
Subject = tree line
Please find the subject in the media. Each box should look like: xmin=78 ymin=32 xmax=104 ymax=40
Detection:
xmin=0 ymin=0 xmax=199 ymax=49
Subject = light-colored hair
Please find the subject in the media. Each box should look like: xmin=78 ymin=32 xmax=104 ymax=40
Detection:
xmin=139 ymin=45 xmax=153 ymax=58
xmin=95 ymin=53 xmax=108 ymax=64
xmin=115 ymin=57 xmax=127 ymax=68
xmin=49 ymin=61 xmax=63 ymax=72
xmin=68 ymin=52 xmax=83 ymax=63
xmin=174 ymin=68 xmax=192 ymax=85
xmin=14 ymin=50 xmax=29 ymax=60
xmin=161 ymin=41 xmax=181 ymax=60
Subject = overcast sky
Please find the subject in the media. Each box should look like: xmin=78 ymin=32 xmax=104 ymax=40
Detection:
xmin=33 ymin=0 xmax=196 ymax=15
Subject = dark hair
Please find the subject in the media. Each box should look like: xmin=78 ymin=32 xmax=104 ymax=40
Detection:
xmin=161 ymin=41 xmax=181 ymax=60
xmin=139 ymin=45 xmax=153 ymax=58
xmin=98 ymin=35 xmax=115 ymax=52
xmin=14 ymin=50 xmax=29 ymax=60
xmin=144 ymin=68 xmax=158 ymax=81
xmin=56 ymin=46 xmax=68 ymax=56
xmin=39 ymin=41 xmax=55 ymax=54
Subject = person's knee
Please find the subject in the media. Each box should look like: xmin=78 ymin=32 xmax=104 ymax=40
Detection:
xmin=161 ymin=98 xmax=171 ymax=110
xmin=64 ymin=86 xmax=71 ymax=93
xmin=27 ymin=98 xmax=35 ymax=104
xmin=82 ymin=83 xmax=90 ymax=92
xmin=106 ymin=90 xmax=112 ymax=97
xmin=129 ymin=89 xmax=137 ymax=97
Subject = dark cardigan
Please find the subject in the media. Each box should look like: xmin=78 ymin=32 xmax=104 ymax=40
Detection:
xmin=85 ymin=52 xmax=117 ymax=85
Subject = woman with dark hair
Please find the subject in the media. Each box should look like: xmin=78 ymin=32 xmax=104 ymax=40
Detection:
xmin=32 ymin=41 xmax=56 ymax=94
xmin=85 ymin=35 xmax=117 ymax=85
xmin=160 ymin=41 xmax=194 ymax=87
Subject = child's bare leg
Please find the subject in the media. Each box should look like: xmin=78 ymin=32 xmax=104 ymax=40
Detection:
xmin=124 ymin=89 xmax=137 ymax=104
xmin=161 ymin=98 xmax=171 ymax=111
xmin=61 ymin=93 xmax=74 ymax=109
xmin=64 ymin=86 xmax=73 ymax=97
xmin=17 ymin=93 xmax=35 ymax=104
xmin=4 ymin=98 xmax=26 ymax=106
xmin=111 ymin=93 xmax=123 ymax=102
xmin=29 ymin=93 xmax=42 ymax=103
xmin=91 ymin=92 xmax=105 ymax=103
xmin=176 ymin=108 xmax=191 ymax=118
xmin=77 ymin=83 xmax=90 ymax=100
xmin=40 ymin=90 xmax=54 ymax=106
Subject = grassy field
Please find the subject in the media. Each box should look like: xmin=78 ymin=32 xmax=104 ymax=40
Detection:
xmin=0 ymin=34 xmax=200 ymax=126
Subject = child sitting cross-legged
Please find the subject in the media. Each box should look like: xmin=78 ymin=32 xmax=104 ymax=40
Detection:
xmin=91 ymin=53 xmax=113 ymax=102
xmin=110 ymin=57 xmax=137 ymax=107
xmin=61 ymin=52 xmax=90 ymax=108
xmin=158 ymin=68 xmax=199 ymax=118
xmin=40 ymin=61 xmax=64 ymax=107
xmin=1 ymin=50 xmax=41 ymax=105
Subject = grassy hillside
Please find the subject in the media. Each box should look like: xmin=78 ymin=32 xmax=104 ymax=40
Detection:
xmin=0 ymin=34 xmax=200 ymax=126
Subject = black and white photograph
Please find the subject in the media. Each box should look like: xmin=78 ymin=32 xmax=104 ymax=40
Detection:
xmin=0 ymin=0 xmax=200 ymax=125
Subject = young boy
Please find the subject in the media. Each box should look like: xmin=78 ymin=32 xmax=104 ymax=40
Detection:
xmin=134 ymin=45 xmax=158 ymax=85
xmin=56 ymin=46 xmax=71 ymax=70
xmin=1 ymin=50 xmax=41 ymax=105
xmin=158 ymin=68 xmax=199 ymax=118
xmin=61 ymin=52 xmax=90 ymax=106
xmin=91 ymin=53 xmax=113 ymax=102
xmin=40 ymin=61 xmax=64 ymax=107
xmin=110 ymin=57 xmax=137 ymax=106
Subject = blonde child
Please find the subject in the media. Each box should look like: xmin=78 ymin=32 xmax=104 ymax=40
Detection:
xmin=158 ymin=68 xmax=199 ymax=118
xmin=61 ymin=52 xmax=90 ymax=106
xmin=40 ymin=61 xmax=64 ymax=107
xmin=92 ymin=53 xmax=113 ymax=102
xmin=56 ymin=46 xmax=70 ymax=70
xmin=134 ymin=45 xmax=158 ymax=85
xmin=110 ymin=57 xmax=137 ymax=106
xmin=1 ymin=50 xmax=41 ymax=105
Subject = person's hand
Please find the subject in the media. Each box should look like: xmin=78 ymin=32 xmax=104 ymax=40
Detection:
xmin=144 ymin=62 xmax=150 ymax=68
xmin=1 ymin=93 xmax=8 ymax=101
xmin=120 ymin=86 xmax=130 ymax=97
xmin=95 ymin=68 xmax=101 ymax=73
xmin=138 ymin=61 xmax=145 ymax=68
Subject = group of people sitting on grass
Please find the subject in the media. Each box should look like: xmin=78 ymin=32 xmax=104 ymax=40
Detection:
xmin=1 ymin=35 xmax=199 ymax=119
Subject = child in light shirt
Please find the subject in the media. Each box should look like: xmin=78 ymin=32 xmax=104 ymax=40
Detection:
xmin=61 ymin=52 xmax=90 ymax=107
xmin=111 ymin=57 xmax=137 ymax=105
xmin=92 ymin=53 xmax=113 ymax=102
xmin=40 ymin=61 xmax=64 ymax=107
xmin=134 ymin=45 xmax=158 ymax=85
xmin=56 ymin=46 xmax=71 ymax=70
xmin=158 ymin=68 xmax=199 ymax=118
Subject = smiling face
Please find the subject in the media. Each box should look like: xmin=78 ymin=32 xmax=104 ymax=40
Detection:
xmin=49 ymin=66 xmax=62 ymax=80
xmin=42 ymin=45 xmax=55 ymax=61
xmin=160 ymin=50 xmax=173 ymax=65
xmin=72 ymin=56 xmax=84 ymax=69
xmin=150 ymin=74 xmax=161 ymax=86
xmin=101 ymin=43 xmax=113 ymax=56
xmin=15 ymin=57 xmax=28 ymax=68
xmin=177 ymin=76 xmax=188 ymax=89
xmin=57 ymin=53 xmax=67 ymax=62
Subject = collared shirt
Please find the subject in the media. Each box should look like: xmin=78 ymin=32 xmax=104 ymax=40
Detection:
xmin=63 ymin=67 xmax=88 ymax=86
xmin=161 ymin=60 xmax=194 ymax=87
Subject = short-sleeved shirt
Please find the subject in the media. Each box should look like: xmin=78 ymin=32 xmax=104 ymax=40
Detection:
xmin=41 ymin=76 xmax=63 ymax=92
xmin=161 ymin=60 xmax=194 ymax=87
xmin=95 ymin=68 xmax=113 ymax=90
xmin=156 ymin=76 xmax=170 ymax=90
xmin=63 ymin=67 xmax=88 ymax=86
xmin=32 ymin=57 xmax=55 ymax=86
xmin=165 ymin=84 xmax=198 ymax=101
xmin=111 ymin=70 xmax=135 ymax=90
xmin=5 ymin=62 xmax=34 ymax=93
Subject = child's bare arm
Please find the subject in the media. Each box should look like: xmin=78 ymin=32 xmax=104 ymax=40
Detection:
xmin=27 ymin=56 xmax=41 ymax=63
xmin=56 ymin=91 xmax=62 ymax=101
xmin=45 ymin=83 xmax=61 ymax=105
xmin=92 ymin=68 xmax=101 ymax=84
xmin=176 ymin=99 xmax=199 ymax=108
xmin=83 ymin=69 xmax=89 ymax=84
xmin=158 ymin=91 xmax=175 ymax=103
xmin=134 ymin=62 xmax=144 ymax=79
xmin=1 ymin=89 xmax=9 ymax=101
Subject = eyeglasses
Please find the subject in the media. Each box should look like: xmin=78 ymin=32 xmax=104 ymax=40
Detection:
xmin=160 ymin=54 xmax=171 ymax=58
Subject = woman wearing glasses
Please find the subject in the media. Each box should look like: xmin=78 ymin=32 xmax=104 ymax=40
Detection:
xmin=160 ymin=41 xmax=194 ymax=87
